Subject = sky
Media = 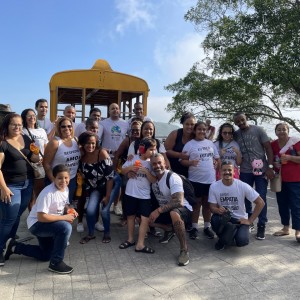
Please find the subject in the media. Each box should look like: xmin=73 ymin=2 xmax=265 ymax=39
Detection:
xmin=0 ymin=0 xmax=205 ymax=125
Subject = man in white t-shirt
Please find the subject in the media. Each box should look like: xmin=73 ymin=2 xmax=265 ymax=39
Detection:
xmin=35 ymin=99 xmax=56 ymax=140
xmin=208 ymin=161 xmax=265 ymax=250
xmin=101 ymin=103 xmax=129 ymax=156
xmin=127 ymin=102 xmax=152 ymax=128
xmin=149 ymin=154 xmax=192 ymax=266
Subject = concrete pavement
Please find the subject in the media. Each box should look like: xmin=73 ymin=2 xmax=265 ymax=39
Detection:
xmin=1 ymin=189 xmax=300 ymax=300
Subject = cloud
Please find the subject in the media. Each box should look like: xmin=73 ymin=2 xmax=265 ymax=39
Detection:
xmin=154 ymin=32 xmax=206 ymax=82
xmin=115 ymin=0 xmax=155 ymax=34
xmin=147 ymin=95 xmax=175 ymax=123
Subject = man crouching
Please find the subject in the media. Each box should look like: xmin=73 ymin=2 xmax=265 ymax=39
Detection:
xmin=208 ymin=161 xmax=265 ymax=250
xmin=149 ymin=153 xmax=192 ymax=266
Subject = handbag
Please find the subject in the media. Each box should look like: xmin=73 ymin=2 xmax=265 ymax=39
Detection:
xmin=17 ymin=149 xmax=44 ymax=179
xmin=270 ymin=171 xmax=282 ymax=193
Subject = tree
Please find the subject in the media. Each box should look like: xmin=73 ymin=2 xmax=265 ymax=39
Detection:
xmin=165 ymin=0 xmax=300 ymax=131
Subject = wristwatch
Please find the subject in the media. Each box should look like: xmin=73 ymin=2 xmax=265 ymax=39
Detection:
xmin=268 ymin=164 xmax=274 ymax=168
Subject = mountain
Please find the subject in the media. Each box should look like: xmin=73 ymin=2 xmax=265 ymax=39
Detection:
xmin=153 ymin=121 xmax=179 ymax=140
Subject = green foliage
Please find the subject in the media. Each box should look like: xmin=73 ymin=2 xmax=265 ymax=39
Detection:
xmin=166 ymin=0 xmax=300 ymax=131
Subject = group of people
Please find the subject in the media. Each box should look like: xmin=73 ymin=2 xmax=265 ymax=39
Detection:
xmin=0 ymin=100 xmax=299 ymax=274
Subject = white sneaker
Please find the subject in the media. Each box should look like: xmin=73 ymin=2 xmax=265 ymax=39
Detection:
xmin=77 ymin=222 xmax=84 ymax=233
xmin=114 ymin=205 xmax=123 ymax=216
xmin=95 ymin=222 xmax=104 ymax=232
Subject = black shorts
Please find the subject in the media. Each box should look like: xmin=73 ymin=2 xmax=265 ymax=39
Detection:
xmin=190 ymin=181 xmax=211 ymax=198
xmin=155 ymin=207 xmax=191 ymax=225
xmin=124 ymin=194 xmax=152 ymax=217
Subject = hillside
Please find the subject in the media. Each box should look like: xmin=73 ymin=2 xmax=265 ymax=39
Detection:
xmin=153 ymin=121 xmax=179 ymax=139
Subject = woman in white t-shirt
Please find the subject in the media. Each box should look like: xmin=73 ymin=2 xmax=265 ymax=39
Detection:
xmin=214 ymin=123 xmax=242 ymax=180
xmin=21 ymin=109 xmax=48 ymax=209
xmin=181 ymin=121 xmax=220 ymax=240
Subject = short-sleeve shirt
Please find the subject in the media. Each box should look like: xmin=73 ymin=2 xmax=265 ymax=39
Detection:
xmin=27 ymin=182 xmax=69 ymax=229
xmin=100 ymin=118 xmax=129 ymax=154
xmin=214 ymin=140 xmax=240 ymax=168
xmin=122 ymin=155 xmax=152 ymax=199
xmin=22 ymin=127 xmax=48 ymax=157
xmin=208 ymin=179 xmax=259 ymax=219
xmin=74 ymin=121 xmax=104 ymax=143
xmin=271 ymin=139 xmax=300 ymax=182
xmin=37 ymin=118 xmax=53 ymax=135
xmin=151 ymin=170 xmax=192 ymax=211
xmin=234 ymin=125 xmax=270 ymax=173
xmin=182 ymin=139 xmax=219 ymax=184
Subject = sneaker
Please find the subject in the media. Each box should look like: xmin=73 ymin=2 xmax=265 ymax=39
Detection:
xmin=159 ymin=231 xmax=175 ymax=244
xmin=114 ymin=205 xmax=123 ymax=216
xmin=48 ymin=261 xmax=73 ymax=274
xmin=256 ymin=225 xmax=266 ymax=240
xmin=77 ymin=222 xmax=84 ymax=233
xmin=0 ymin=252 xmax=4 ymax=267
xmin=215 ymin=240 xmax=225 ymax=250
xmin=204 ymin=227 xmax=215 ymax=239
xmin=249 ymin=223 xmax=255 ymax=233
xmin=189 ymin=228 xmax=198 ymax=240
xmin=4 ymin=238 xmax=16 ymax=260
xmin=178 ymin=250 xmax=189 ymax=266
xmin=95 ymin=222 xmax=104 ymax=232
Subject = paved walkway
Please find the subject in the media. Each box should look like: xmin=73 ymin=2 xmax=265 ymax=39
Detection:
xmin=1 ymin=189 xmax=300 ymax=300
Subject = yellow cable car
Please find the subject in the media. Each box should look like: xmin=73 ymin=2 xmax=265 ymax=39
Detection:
xmin=49 ymin=59 xmax=149 ymax=121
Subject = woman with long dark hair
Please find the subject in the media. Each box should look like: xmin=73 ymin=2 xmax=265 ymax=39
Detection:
xmin=0 ymin=113 xmax=39 ymax=266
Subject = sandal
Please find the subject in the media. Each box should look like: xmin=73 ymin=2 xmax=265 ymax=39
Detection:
xmin=135 ymin=246 xmax=155 ymax=254
xmin=273 ymin=229 xmax=289 ymax=236
xmin=119 ymin=240 xmax=135 ymax=249
xmin=80 ymin=236 xmax=96 ymax=244
xmin=102 ymin=234 xmax=111 ymax=243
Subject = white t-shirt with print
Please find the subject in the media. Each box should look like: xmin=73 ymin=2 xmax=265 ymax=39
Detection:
xmin=22 ymin=127 xmax=48 ymax=157
xmin=182 ymin=139 xmax=219 ymax=184
xmin=101 ymin=118 xmax=129 ymax=153
xmin=151 ymin=170 xmax=192 ymax=211
xmin=122 ymin=155 xmax=152 ymax=199
xmin=214 ymin=140 xmax=240 ymax=168
xmin=27 ymin=182 xmax=69 ymax=228
xmin=208 ymin=179 xmax=259 ymax=219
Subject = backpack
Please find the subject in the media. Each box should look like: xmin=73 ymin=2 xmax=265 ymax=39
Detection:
xmin=166 ymin=171 xmax=196 ymax=206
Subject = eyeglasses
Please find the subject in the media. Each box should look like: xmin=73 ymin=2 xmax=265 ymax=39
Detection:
xmin=60 ymin=125 xmax=72 ymax=129
xmin=222 ymin=132 xmax=233 ymax=135
xmin=10 ymin=124 xmax=23 ymax=128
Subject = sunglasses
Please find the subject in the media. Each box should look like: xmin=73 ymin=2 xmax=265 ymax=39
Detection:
xmin=222 ymin=132 xmax=233 ymax=135
xmin=60 ymin=125 xmax=72 ymax=129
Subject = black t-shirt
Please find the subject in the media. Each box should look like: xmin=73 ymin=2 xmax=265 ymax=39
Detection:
xmin=0 ymin=135 xmax=34 ymax=183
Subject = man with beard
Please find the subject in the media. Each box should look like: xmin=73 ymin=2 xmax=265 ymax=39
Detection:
xmin=209 ymin=161 xmax=264 ymax=250
xmin=149 ymin=153 xmax=192 ymax=266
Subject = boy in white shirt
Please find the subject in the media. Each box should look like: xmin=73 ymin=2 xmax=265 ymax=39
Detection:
xmin=4 ymin=165 xmax=78 ymax=274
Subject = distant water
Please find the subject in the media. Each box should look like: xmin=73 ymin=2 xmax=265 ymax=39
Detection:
xmin=153 ymin=121 xmax=179 ymax=140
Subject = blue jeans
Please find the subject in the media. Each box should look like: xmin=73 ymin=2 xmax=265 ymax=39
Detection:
xmin=239 ymin=172 xmax=268 ymax=226
xmin=14 ymin=220 xmax=72 ymax=265
xmin=0 ymin=179 xmax=33 ymax=251
xmin=101 ymin=173 xmax=121 ymax=234
xmin=86 ymin=189 xmax=103 ymax=236
xmin=276 ymin=182 xmax=300 ymax=230
xmin=211 ymin=214 xmax=249 ymax=247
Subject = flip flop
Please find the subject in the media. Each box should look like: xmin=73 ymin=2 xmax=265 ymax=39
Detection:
xmin=119 ymin=240 xmax=135 ymax=249
xmin=102 ymin=234 xmax=111 ymax=243
xmin=273 ymin=230 xmax=289 ymax=236
xmin=135 ymin=246 xmax=155 ymax=254
xmin=80 ymin=236 xmax=96 ymax=244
